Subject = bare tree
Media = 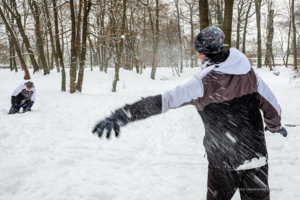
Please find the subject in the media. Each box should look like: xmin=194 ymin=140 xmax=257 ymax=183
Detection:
xmin=52 ymin=0 xmax=66 ymax=91
xmin=242 ymin=1 xmax=253 ymax=54
xmin=291 ymin=0 xmax=298 ymax=71
xmin=4 ymin=0 xmax=18 ymax=72
xmin=235 ymin=0 xmax=254 ymax=50
xmin=3 ymin=0 xmax=40 ymax=73
xmin=265 ymin=0 xmax=275 ymax=70
xmin=76 ymin=0 xmax=92 ymax=92
xmin=112 ymin=0 xmax=127 ymax=92
xmin=184 ymin=0 xmax=196 ymax=68
xmin=175 ymin=0 xmax=183 ymax=73
xmin=28 ymin=0 xmax=50 ymax=75
xmin=69 ymin=0 xmax=78 ymax=93
xmin=0 ymin=6 xmax=30 ymax=79
xmin=43 ymin=0 xmax=60 ymax=72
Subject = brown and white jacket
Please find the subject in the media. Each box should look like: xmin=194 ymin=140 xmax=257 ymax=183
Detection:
xmin=120 ymin=48 xmax=281 ymax=170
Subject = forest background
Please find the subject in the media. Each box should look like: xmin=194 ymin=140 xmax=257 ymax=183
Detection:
xmin=0 ymin=0 xmax=299 ymax=92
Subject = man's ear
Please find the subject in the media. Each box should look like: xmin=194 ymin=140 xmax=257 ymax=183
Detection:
xmin=196 ymin=51 xmax=209 ymax=61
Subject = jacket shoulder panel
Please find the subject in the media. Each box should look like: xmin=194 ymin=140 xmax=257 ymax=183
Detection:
xmin=194 ymin=68 xmax=258 ymax=110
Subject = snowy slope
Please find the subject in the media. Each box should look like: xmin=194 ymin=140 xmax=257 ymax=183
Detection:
xmin=0 ymin=66 xmax=299 ymax=200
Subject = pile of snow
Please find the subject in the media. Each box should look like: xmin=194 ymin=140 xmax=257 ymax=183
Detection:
xmin=0 ymin=66 xmax=299 ymax=200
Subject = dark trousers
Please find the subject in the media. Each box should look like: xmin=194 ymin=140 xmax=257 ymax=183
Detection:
xmin=14 ymin=99 xmax=30 ymax=111
xmin=207 ymin=164 xmax=269 ymax=200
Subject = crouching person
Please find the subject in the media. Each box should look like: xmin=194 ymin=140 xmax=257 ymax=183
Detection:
xmin=9 ymin=81 xmax=36 ymax=114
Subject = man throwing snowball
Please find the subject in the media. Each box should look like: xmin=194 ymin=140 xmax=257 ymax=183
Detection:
xmin=9 ymin=81 xmax=36 ymax=114
xmin=92 ymin=26 xmax=287 ymax=200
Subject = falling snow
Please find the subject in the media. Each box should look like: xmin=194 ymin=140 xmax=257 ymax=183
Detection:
xmin=0 ymin=66 xmax=299 ymax=200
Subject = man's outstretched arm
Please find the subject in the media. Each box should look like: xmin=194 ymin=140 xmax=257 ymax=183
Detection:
xmin=92 ymin=95 xmax=162 ymax=139
xmin=92 ymin=75 xmax=205 ymax=139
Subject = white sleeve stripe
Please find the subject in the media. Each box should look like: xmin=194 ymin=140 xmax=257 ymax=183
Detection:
xmin=161 ymin=66 xmax=215 ymax=113
xmin=255 ymin=72 xmax=281 ymax=115
xmin=12 ymin=84 xmax=26 ymax=96
xmin=31 ymin=88 xmax=36 ymax=102
xmin=161 ymin=76 xmax=204 ymax=113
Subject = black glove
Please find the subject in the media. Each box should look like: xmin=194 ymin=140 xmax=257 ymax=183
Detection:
xmin=28 ymin=101 xmax=34 ymax=108
xmin=265 ymin=126 xmax=288 ymax=137
xmin=92 ymin=109 xmax=131 ymax=139
xmin=23 ymin=107 xmax=28 ymax=113
xmin=24 ymin=101 xmax=33 ymax=112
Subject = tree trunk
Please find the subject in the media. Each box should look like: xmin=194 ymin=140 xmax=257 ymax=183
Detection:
xmin=189 ymin=2 xmax=194 ymax=68
xmin=5 ymin=6 xmax=17 ymax=72
xmin=242 ymin=2 xmax=252 ymax=54
xmin=266 ymin=8 xmax=274 ymax=71
xmin=88 ymin=36 xmax=94 ymax=71
xmin=112 ymin=0 xmax=127 ymax=92
xmin=199 ymin=0 xmax=209 ymax=30
xmin=76 ymin=0 xmax=92 ymax=92
xmin=291 ymin=0 xmax=298 ymax=71
xmin=286 ymin=19 xmax=291 ymax=68
xmin=29 ymin=0 xmax=50 ymax=75
xmin=223 ymin=0 xmax=234 ymax=50
xmin=236 ymin=22 xmax=241 ymax=50
xmin=298 ymin=37 xmax=300 ymax=58
xmin=0 ymin=6 xmax=30 ymax=79
xmin=51 ymin=49 xmax=54 ymax=70
xmin=59 ymin=8 xmax=65 ymax=58
xmin=216 ymin=0 xmax=223 ymax=30
xmin=69 ymin=0 xmax=78 ymax=93
xmin=43 ymin=0 xmax=59 ymax=72
xmin=76 ymin=0 xmax=83 ymax=70
xmin=52 ymin=0 xmax=66 ymax=91
xmin=175 ymin=0 xmax=183 ymax=73
xmin=46 ymin=29 xmax=51 ymax=69
xmin=255 ymin=0 xmax=262 ymax=68
xmin=134 ymin=43 xmax=140 ymax=74
xmin=99 ymin=1 xmax=105 ymax=71
xmin=236 ymin=1 xmax=242 ymax=50
xmin=12 ymin=45 xmax=17 ymax=71
xmin=9 ymin=39 xmax=13 ymax=71
xmin=150 ymin=0 xmax=159 ymax=80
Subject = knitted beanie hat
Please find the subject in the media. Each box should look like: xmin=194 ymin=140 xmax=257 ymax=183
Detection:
xmin=25 ymin=81 xmax=34 ymax=87
xmin=194 ymin=26 xmax=225 ymax=58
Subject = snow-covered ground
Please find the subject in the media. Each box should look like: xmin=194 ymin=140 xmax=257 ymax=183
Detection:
xmin=0 ymin=66 xmax=299 ymax=200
